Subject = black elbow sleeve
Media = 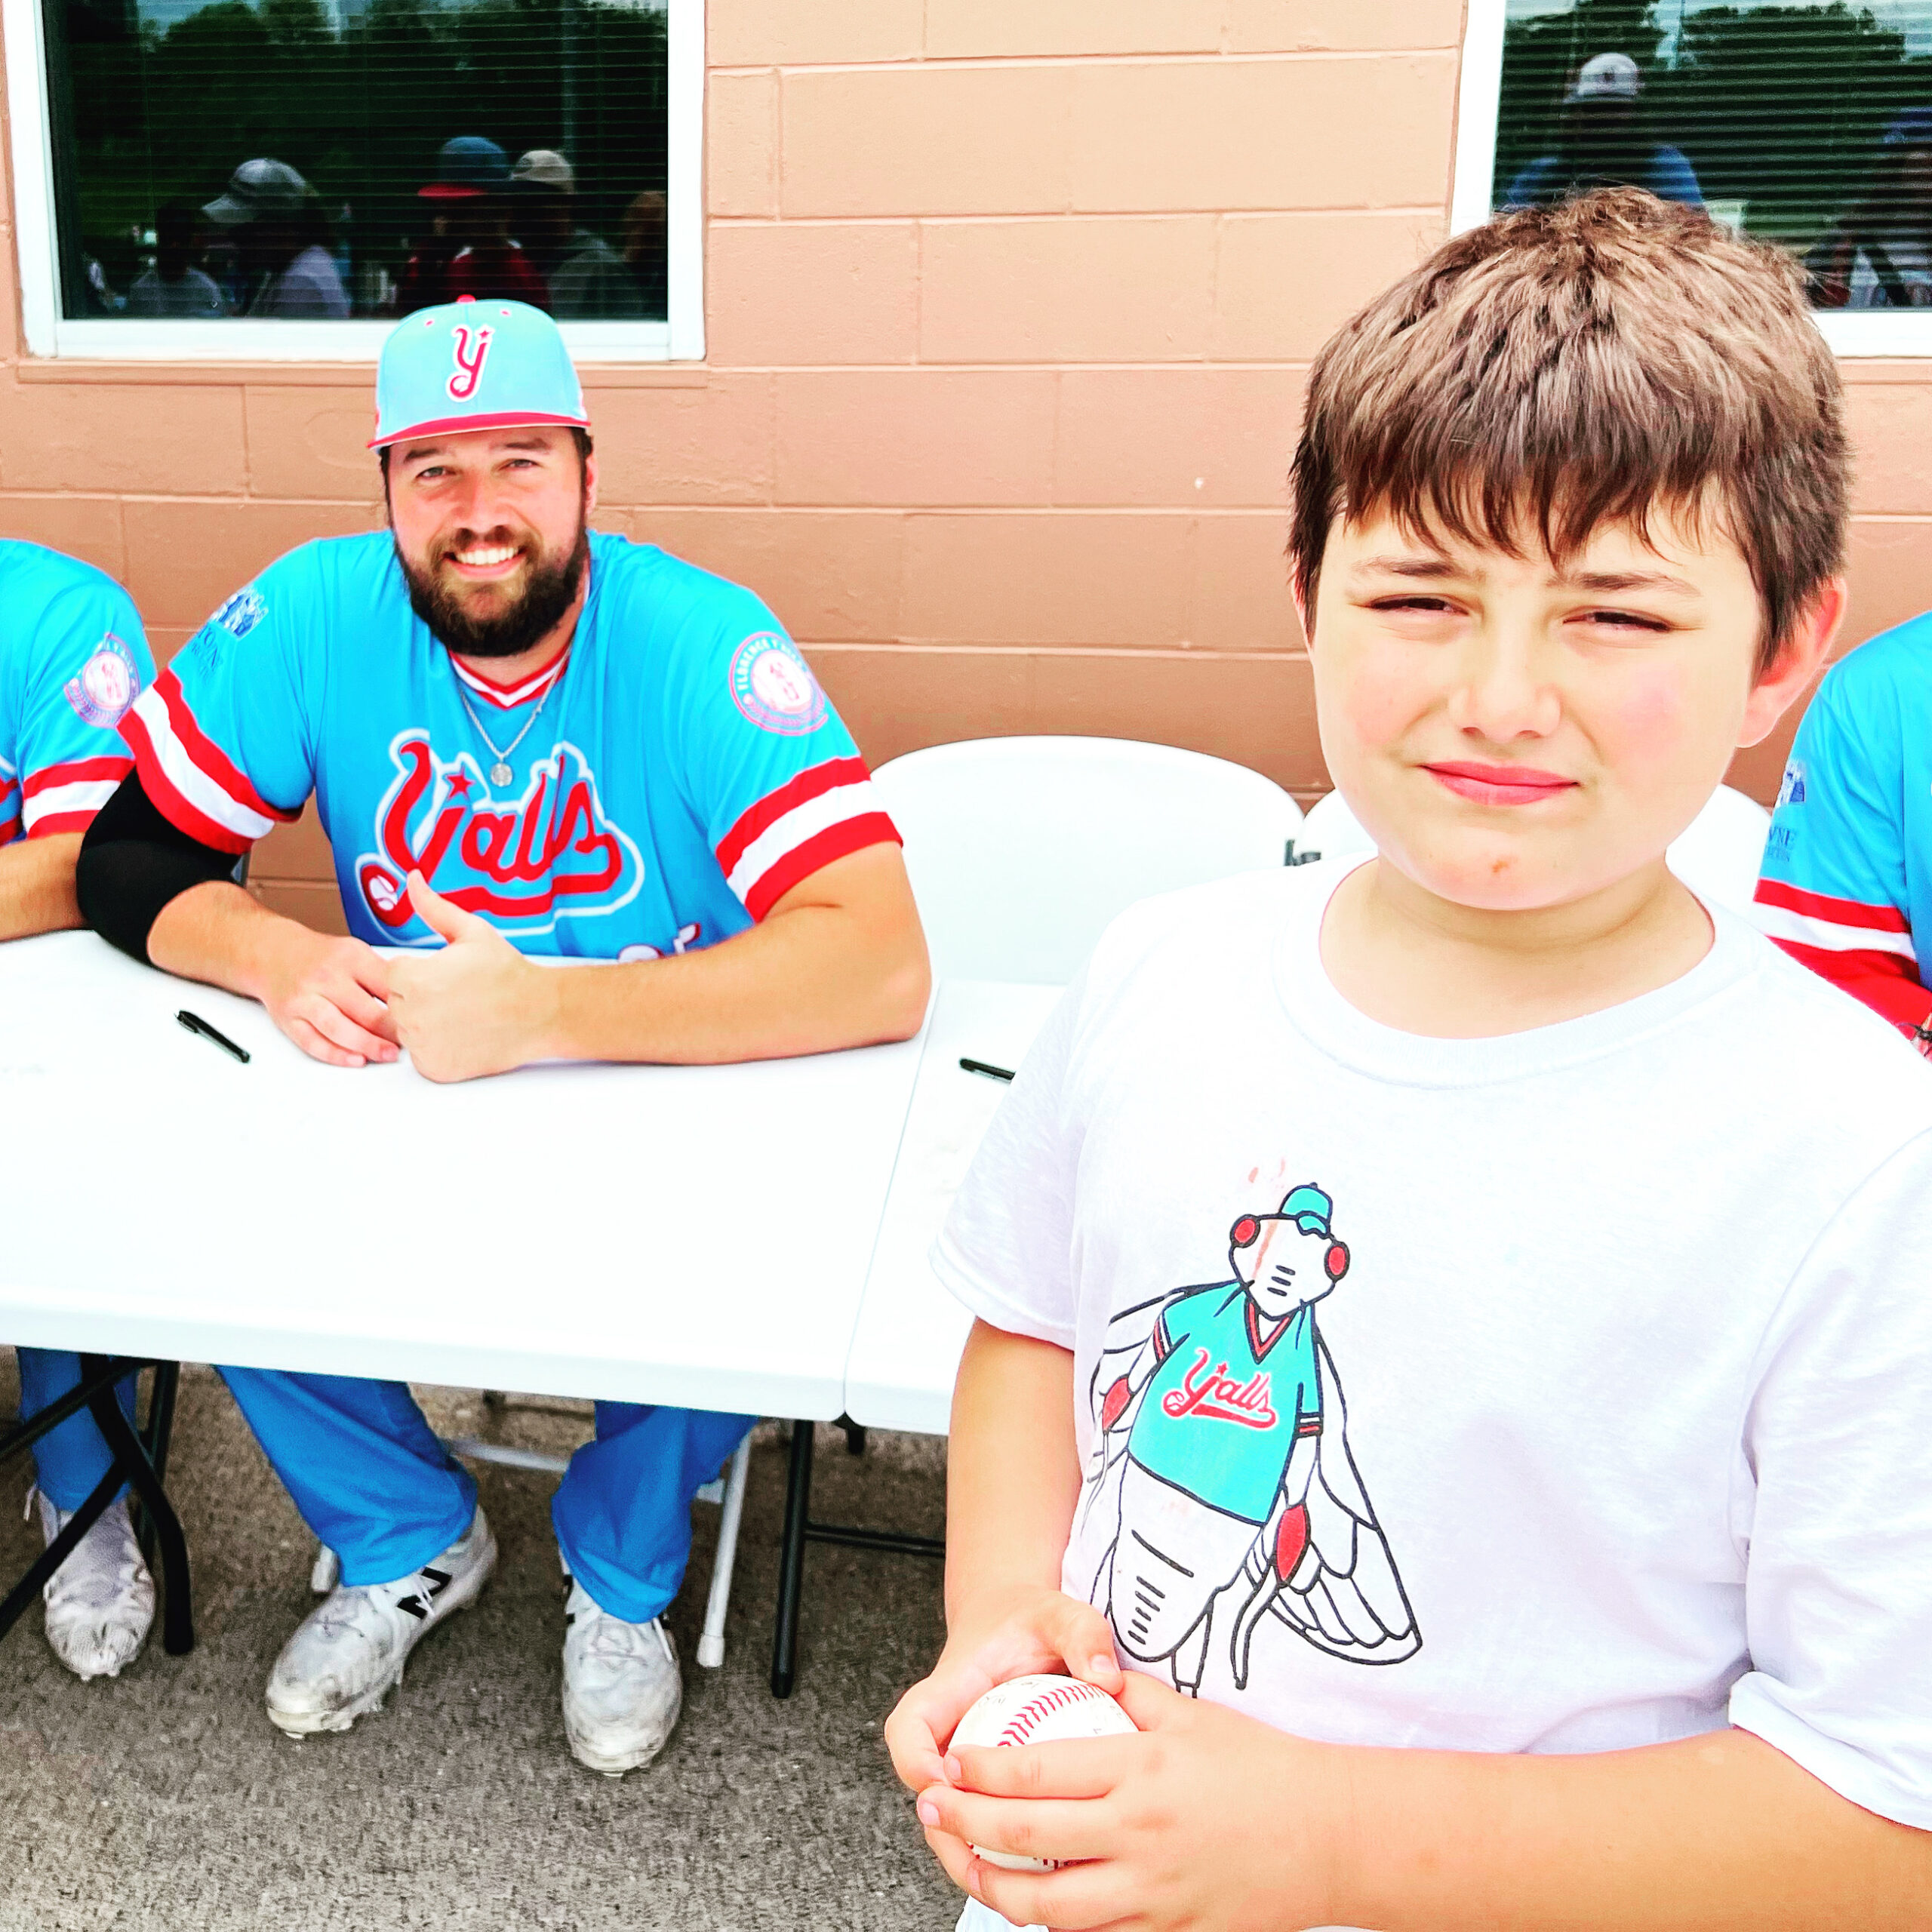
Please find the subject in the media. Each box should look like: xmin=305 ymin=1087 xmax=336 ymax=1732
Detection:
xmin=78 ymin=769 xmax=245 ymax=964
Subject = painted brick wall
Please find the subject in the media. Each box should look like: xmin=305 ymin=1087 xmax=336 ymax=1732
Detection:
xmin=1 ymin=1 xmax=1929 ymax=934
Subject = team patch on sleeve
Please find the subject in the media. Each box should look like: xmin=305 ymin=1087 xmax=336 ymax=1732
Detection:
xmin=62 ymin=632 xmax=143 ymax=728
xmin=728 ymin=633 xmax=829 ymax=737
xmin=211 ymin=587 xmax=266 ymax=640
xmin=715 ymin=755 xmax=900 ymax=919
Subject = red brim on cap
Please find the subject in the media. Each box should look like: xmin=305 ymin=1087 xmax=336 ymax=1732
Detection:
xmin=418 ymin=183 xmax=488 ymax=200
xmin=368 ymin=408 xmax=592 ymax=451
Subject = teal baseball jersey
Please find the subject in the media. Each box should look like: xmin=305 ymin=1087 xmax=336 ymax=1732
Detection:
xmin=0 ymin=540 xmax=152 ymax=846
xmin=1754 ymin=613 xmax=1932 ymax=1044
xmin=120 ymin=531 xmax=898 ymax=955
xmin=1129 ymin=1284 xmax=1321 ymax=1524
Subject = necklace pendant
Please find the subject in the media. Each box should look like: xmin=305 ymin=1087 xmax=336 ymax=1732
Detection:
xmin=490 ymin=761 xmax=514 ymax=788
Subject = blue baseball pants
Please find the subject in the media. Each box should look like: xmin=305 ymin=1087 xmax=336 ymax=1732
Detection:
xmin=15 ymin=1348 xmax=138 ymax=1511
xmin=218 ymin=1366 xmax=752 ymax=1624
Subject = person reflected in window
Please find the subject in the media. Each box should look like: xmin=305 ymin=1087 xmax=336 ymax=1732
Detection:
xmin=127 ymin=200 xmax=229 ymax=318
xmin=508 ymin=149 xmax=644 ymax=321
xmin=396 ymin=137 xmax=549 ymax=316
xmin=202 ymin=160 xmax=350 ymax=319
xmin=1503 ymin=52 xmax=1703 ymax=212
xmin=1806 ymin=107 xmax=1932 ymax=310
xmin=620 ymin=189 xmax=668 ymax=319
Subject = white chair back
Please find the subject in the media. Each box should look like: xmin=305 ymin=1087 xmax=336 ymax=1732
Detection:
xmin=872 ymin=736 xmax=1303 ymax=984
xmin=1289 ymin=783 xmax=1771 ymax=915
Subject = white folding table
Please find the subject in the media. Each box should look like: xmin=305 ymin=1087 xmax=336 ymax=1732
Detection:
xmin=758 ymin=981 xmax=1065 ymax=1690
xmin=844 ymin=980 xmax=1064 ymax=1435
xmin=0 ymin=930 xmax=926 ymax=1669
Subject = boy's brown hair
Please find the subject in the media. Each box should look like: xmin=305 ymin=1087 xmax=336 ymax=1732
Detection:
xmin=1287 ymin=189 xmax=1847 ymax=672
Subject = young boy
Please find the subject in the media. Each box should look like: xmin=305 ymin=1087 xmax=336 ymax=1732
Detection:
xmin=887 ymin=190 xmax=1932 ymax=1930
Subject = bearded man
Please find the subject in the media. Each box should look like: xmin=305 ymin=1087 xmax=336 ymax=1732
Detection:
xmin=76 ymin=299 xmax=928 ymax=1771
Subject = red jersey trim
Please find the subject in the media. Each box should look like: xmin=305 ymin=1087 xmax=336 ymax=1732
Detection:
xmin=157 ymin=669 xmax=294 ymax=827
xmin=743 ymin=812 xmax=902 ymax=921
xmin=122 ymin=704 xmax=253 ymax=855
xmin=1767 ymin=935 xmax=1932 ymax=1033
xmin=715 ymin=756 xmax=871 ymax=878
xmin=28 ymin=810 xmax=105 ymax=838
xmin=1752 ymin=877 xmax=1910 ymax=933
xmin=450 ymin=648 xmax=571 ymax=711
xmin=22 ymin=755 xmax=134 ymax=798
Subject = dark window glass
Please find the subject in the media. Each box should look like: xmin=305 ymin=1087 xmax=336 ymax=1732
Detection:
xmin=42 ymin=0 xmax=669 ymax=321
xmin=1493 ymin=1 xmax=1932 ymax=309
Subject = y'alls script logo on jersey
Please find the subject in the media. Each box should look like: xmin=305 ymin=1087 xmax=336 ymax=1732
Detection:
xmin=63 ymin=632 xmax=143 ymax=728
xmin=728 ymin=634 xmax=828 ymax=737
xmin=448 ymin=325 xmax=494 ymax=401
xmin=355 ymin=731 xmax=645 ymax=941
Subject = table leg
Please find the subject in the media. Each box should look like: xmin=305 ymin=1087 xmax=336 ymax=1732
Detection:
xmin=80 ymin=1355 xmax=193 ymax=1656
xmin=131 ymin=1362 xmax=180 ymax=1569
xmin=770 ymin=1419 xmax=815 ymax=1699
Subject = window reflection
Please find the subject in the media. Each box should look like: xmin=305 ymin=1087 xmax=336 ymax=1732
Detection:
xmin=43 ymin=0 xmax=669 ymax=321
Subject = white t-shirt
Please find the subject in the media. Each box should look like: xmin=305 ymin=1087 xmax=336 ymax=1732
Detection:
xmin=934 ymin=858 xmax=1932 ymax=1829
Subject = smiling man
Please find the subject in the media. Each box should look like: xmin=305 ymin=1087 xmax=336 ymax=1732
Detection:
xmin=76 ymin=298 xmax=928 ymax=1770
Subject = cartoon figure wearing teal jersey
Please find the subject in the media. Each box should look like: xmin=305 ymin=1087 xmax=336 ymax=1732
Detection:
xmin=1080 ymin=1183 xmax=1419 ymax=1693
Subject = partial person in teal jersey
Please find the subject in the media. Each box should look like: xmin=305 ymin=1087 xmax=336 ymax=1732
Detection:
xmin=0 ymin=539 xmax=158 ymax=1680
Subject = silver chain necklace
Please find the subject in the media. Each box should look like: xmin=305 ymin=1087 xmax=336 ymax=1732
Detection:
xmin=455 ymin=672 xmax=558 ymax=788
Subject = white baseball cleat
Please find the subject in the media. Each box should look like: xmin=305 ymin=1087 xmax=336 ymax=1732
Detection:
xmin=265 ymin=1508 xmax=497 ymax=1739
xmin=560 ymin=1578 xmax=682 ymax=1777
xmin=30 ymin=1487 xmax=156 ymax=1682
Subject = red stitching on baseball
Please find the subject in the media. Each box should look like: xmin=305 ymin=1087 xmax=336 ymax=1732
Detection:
xmin=994 ymin=1681 xmax=1106 ymax=1748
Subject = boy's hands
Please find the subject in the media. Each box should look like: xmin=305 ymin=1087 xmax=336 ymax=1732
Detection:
xmin=912 ymin=1672 xmax=1339 ymax=1932
xmin=885 ymin=1584 xmax=1123 ymax=1795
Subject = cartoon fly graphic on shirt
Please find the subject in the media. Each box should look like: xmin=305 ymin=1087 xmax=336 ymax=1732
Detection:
xmin=1079 ymin=1183 xmax=1419 ymax=1693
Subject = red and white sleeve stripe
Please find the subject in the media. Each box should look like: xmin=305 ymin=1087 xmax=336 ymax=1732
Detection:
xmin=1752 ymin=878 xmax=1917 ymax=969
xmin=21 ymin=754 xmax=133 ymax=837
xmin=1752 ymin=878 xmax=1932 ymax=1038
xmin=120 ymin=669 xmax=300 ymax=855
xmin=714 ymin=755 xmax=900 ymax=921
xmin=0 ymin=767 xmax=18 ymax=844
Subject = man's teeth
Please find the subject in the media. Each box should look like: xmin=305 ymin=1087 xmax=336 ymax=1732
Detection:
xmin=454 ymin=545 xmax=518 ymax=567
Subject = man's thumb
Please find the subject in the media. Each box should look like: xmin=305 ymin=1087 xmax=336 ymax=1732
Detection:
xmin=405 ymin=869 xmax=479 ymax=943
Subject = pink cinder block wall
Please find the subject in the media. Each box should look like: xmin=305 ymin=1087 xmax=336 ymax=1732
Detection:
xmin=1 ymin=1 xmax=1927 ymax=931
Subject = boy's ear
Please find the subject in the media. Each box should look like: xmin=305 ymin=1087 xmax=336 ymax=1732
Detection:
xmin=1737 ymin=575 xmax=1847 ymax=749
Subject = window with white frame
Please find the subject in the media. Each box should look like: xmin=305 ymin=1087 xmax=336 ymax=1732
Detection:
xmin=2 ymin=0 xmax=702 ymax=358
xmin=1454 ymin=0 xmax=1932 ymax=355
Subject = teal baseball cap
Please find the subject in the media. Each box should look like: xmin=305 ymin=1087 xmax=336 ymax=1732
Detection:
xmin=369 ymin=296 xmax=589 ymax=451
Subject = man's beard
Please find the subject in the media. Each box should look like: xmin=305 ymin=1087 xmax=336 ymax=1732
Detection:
xmin=400 ymin=520 xmax=590 ymax=660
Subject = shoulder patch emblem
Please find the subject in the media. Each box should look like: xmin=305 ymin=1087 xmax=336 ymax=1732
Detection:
xmin=728 ymin=632 xmax=827 ymax=737
xmin=1775 ymin=759 xmax=1806 ymax=810
xmin=63 ymin=632 xmax=143 ymax=728
xmin=211 ymin=587 xmax=266 ymax=639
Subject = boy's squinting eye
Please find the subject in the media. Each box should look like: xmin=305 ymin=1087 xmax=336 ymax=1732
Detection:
xmin=1367 ymin=595 xmax=1461 ymax=616
xmin=1574 ymin=608 xmax=1672 ymax=634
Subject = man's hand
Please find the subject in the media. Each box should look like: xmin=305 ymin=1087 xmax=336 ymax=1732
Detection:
xmin=257 ymin=921 xmax=398 ymax=1069
xmin=385 ymin=871 xmax=559 ymax=1083
xmin=914 ymin=1671 xmax=1336 ymax=1932
xmin=887 ymin=1586 xmax=1124 ymax=1808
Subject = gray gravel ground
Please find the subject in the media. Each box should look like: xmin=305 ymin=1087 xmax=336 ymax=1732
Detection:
xmin=0 ymin=1361 xmax=962 ymax=1930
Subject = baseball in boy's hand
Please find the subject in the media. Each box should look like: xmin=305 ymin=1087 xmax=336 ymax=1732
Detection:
xmin=949 ymin=1675 xmax=1138 ymax=1872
